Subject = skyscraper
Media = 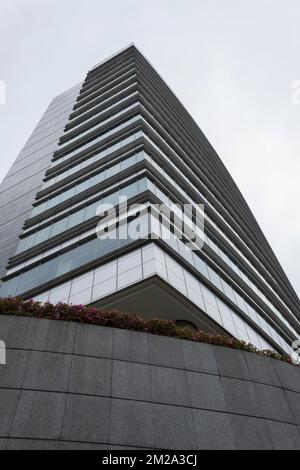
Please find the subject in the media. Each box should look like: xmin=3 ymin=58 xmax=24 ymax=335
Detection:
xmin=0 ymin=44 xmax=299 ymax=357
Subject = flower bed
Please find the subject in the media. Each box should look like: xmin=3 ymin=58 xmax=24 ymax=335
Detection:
xmin=0 ymin=297 xmax=293 ymax=364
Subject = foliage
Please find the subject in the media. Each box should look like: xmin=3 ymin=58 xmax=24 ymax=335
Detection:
xmin=0 ymin=297 xmax=293 ymax=364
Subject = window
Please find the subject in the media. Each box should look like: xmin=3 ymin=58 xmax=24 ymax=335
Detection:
xmin=47 ymin=194 xmax=62 ymax=209
xmin=75 ymin=178 xmax=90 ymax=195
xmin=178 ymin=240 xmax=194 ymax=265
xmin=32 ymin=203 xmax=46 ymax=217
xmin=35 ymin=258 xmax=59 ymax=286
xmin=67 ymin=208 xmax=85 ymax=229
xmin=90 ymin=172 xmax=104 ymax=186
xmin=75 ymin=239 xmax=97 ymax=268
xmin=56 ymin=248 xmax=77 ymax=277
xmin=16 ymin=235 xmax=33 ymax=254
xmin=120 ymin=181 xmax=138 ymax=199
xmin=60 ymin=186 xmax=76 ymax=202
xmin=15 ymin=268 xmax=39 ymax=295
xmin=33 ymin=225 xmax=52 ymax=245
xmin=221 ymin=279 xmax=237 ymax=305
xmin=120 ymin=157 xmax=133 ymax=171
xmin=102 ymin=190 xmax=120 ymax=208
xmin=193 ymin=254 xmax=209 ymax=279
xmin=0 ymin=276 xmax=19 ymax=297
xmin=50 ymin=218 xmax=68 ymax=238
xmin=97 ymin=235 xmax=118 ymax=257
xmin=105 ymin=163 xmax=120 ymax=179
xmin=85 ymin=201 xmax=100 ymax=220
xmin=138 ymin=178 xmax=148 ymax=193
xmin=207 ymin=266 xmax=223 ymax=292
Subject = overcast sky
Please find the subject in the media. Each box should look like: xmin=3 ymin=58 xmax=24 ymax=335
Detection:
xmin=0 ymin=0 xmax=299 ymax=296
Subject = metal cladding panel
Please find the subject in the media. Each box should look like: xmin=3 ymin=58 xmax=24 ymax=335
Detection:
xmin=0 ymin=85 xmax=81 ymax=277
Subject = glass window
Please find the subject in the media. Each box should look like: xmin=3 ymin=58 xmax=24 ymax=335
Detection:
xmin=165 ymin=235 xmax=179 ymax=253
xmin=105 ymin=163 xmax=120 ymax=179
xmin=46 ymin=194 xmax=62 ymax=210
xmin=0 ymin=276 xmax=19 ymax=297
xmin=234 ymin=292 xmax=248 ymax=313
xmin=68 ymin=208 xmax=85 ymax=228
xmin=68 ymin=165 xmax=78 ymax=176
xmin=16 ymin=235 xmax=33 ymax=254
xmin=146 ymin=179 xmax=156 ymax=195
xmin=193 ymin=254 xmax=209 ymax=279
xmin=136 ymin=151 xmax=145 ymax=163
xmin=138 ymin=178 xmax=148 ymax=193
xmin=178 ymin=241 xmax=194 ymax=265
xmin=85 ymin=201 xmax=100 ymax=220
xmin=97 ymin=235 xmax=118 ymax=257
xmin=60 ymin=186 xmax=76 ymax=202
xmin=207 ymin=266 xmax=224 ymax=292
xmin=35 ymin=258 xmax=59 ymax=286
xmin=102 ymin=190 xmax=120 ymax=208
xmin=120 ymin=181 xmax=138 ymax=199
xmin=75 ymin=239 xmax=97 ymax=268
xmin=80 ymin=158 xmax=91 ymax=169
xmin=128 ymin=213 xmax=150 ymax=241
xmin=56 ymin=248 xmax=77 ymax=277
xmin=50 ymin=218 xmax=68 ymax=238
xmin=15 ymin=267 xmax=39 ymax=295
xmin=75 ymin=178 xmax=90 ymax=195
xmin=120 ymin=157 xmax=133 ymax=171
xmin=90 ymin=172 xmax=104 ymax=186
xmin=33 ymin=225 xmax=52 ymax=246
xmin=32 ymin=203 xmax=46 ymax=217
xmin=0 ymin=280 xmax=11 ymax=297
xmin=221 ymin=279 xmax=237 ymax=305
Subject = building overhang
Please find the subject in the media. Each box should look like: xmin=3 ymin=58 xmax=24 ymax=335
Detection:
xmin=90 ymin=274 xmax=229 ymax=336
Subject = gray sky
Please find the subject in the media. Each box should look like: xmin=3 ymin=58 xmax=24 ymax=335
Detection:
xmin=0 ymin=0 xmax=299 ymax=296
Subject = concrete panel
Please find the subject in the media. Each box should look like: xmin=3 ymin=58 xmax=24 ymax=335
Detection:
xmin=266 ymin=420 xmax=300 ymax=450
xmin=244 ymin=353 xmax=281 ymax=387
xmin=187 ymin=371 xmax=227 ymax=411
xmin=112 ymin=361 xmax=152 ymax=401
xmin=73 ymin=323 xmax=113 ymax=358
xmin=148 ymin=334 xmax=185 ymax=369
xmin=0 ymin=316 xmax=38 ymax=350
xmin=274 ymin=361 xmax=300 ymax=394
xmin=69 ymin=356 xmax=112 ymax=396
xmin=6 ymin=439 xmax=61 ymax=450
xmin=61 ymin=395 xmax=110 ymax=444
xmin=183 ymin=340 xmax=219 ymax=375
xmin=60 ymin=441 xmax=108 ymax=450
xmin=0 ymin=349 xmax=30 ymax=388
xmin=33 ymin=319 xmax=76 ymax=354
xmin=222 ymin=377 xmax=294 ymax=423
xmin=286 ymin=390 xmax=300 ymax=425
xmin=193 ymin=409 xmax=235 ymax=450
xmin=229 ymin=415 xmax=272 ymax=450
xmin=11 ymin=390 xmax=66 ymax=440
xmin=112 ymin=328 xmax=150 ymax=364
xmin=213 ymin=346 xmax=252 ymax=380
xmin=23 ymin=351 xmax=72 ymax=392
xmin=0 ymin=439 xmax=7 ymax=450
xmin=0 ymin=389 xmax=20 ymax=437
xmin=151 ymin=366 xmax=190 ymax=407
xmin=110 ymin=399 xmax=154 ymax=448
xmin=153 ymin=403 xmax=197 ymax=450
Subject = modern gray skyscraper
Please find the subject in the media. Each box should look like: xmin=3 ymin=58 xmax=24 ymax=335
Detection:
xmin=0 ymin=44 xmax=299 ymax=357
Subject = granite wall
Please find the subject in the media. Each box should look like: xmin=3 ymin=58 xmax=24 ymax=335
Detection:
xmin=0 ymin=315 xmax=300 ymax=450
